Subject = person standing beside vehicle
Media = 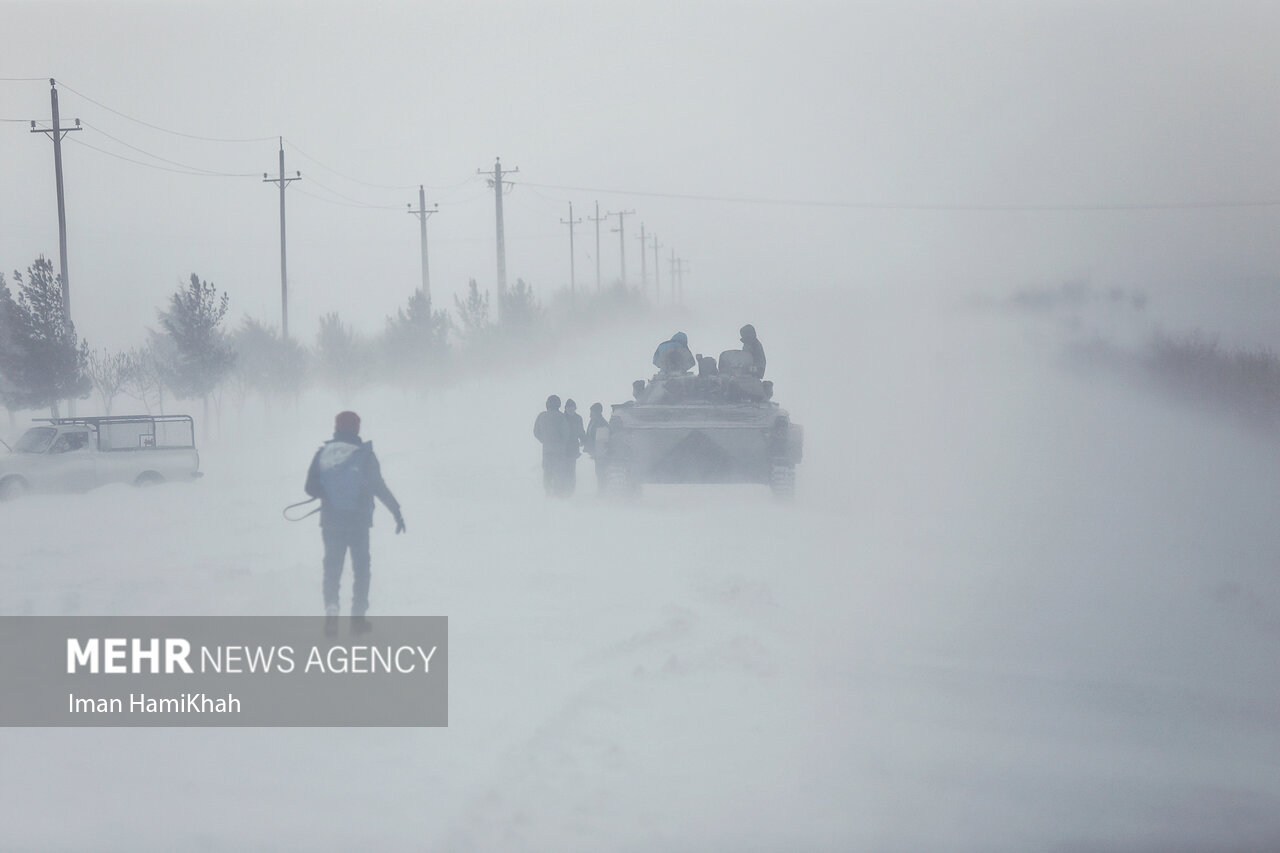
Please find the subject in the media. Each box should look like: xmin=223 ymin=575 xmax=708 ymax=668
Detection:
xmin=584 ymin=402 xmax=609 ymax=492
xmin=304 ymin=410 xmax=405 ymax=634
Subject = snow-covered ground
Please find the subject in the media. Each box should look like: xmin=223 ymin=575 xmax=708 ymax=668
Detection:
xmin=2 ymin=284 xmax=1279 ymax=852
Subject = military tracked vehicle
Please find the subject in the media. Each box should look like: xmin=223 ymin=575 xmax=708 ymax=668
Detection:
xmin=594 ymin=349 xmax=803 ymax=499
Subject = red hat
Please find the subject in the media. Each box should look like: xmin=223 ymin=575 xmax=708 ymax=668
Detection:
xmin=334 ymin=411 xmax=361 ymax=433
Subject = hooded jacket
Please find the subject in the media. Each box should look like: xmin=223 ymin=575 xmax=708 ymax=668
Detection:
xmin=652 ymin=332 xmax=696 ymax=374
xmin=739 ymin=325 xmax=766 ymax=378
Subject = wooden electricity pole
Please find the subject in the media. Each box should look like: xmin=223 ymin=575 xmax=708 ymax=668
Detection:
xmin=30 ymin=79 xmax=81 ymax=323
xmin=587 ymin=201 xmax=606 ymax=292
xmin=263 ymin=139 xmax=301 ymax=339
xmin=407 ymin=185 xmax=439 ymax=303
xmin=607 ymin=208 xmax=635 ymax=288
xmin=478 ymin=157 xmax=518 ymax=321
xmin=560 ymin=202 xmax=583 ymax=303
xmin=651 ymin=234 xmax=663 ymax=303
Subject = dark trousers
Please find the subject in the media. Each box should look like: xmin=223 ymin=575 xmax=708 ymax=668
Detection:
xmin=322 ymin=525 xmax=371 ymax=615
xmin=543 ymin=451 xmax=570 ymax=497
xmin=563 ymin=453 xmax=578 ymax=496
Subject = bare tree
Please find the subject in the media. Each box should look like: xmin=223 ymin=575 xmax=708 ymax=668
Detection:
xmin=86 ymin=347 xmax=138 ymax=415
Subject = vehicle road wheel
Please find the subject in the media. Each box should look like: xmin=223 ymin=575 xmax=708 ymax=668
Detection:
xmin=769 ymin=464 xmax=796 ymax=501
xmin=0 ymin=476 xmax=28 ymax=502
xmin=134 ymin=471 xmax=165 ymax=487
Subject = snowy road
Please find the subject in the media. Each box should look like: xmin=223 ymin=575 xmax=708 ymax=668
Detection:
xmin=2 ymin=287 xmax=1278 ymax=851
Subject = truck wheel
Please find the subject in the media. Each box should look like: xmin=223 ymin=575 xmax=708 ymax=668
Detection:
xmin=769 ymin=464 xmax=796 ymax=501
xmin=134 ymin=471 xmax=165 ymax=487
xmin=0 ymin=476 xmax=28 ymax=502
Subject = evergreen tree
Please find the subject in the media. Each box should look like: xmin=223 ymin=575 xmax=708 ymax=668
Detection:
xmin=231 ymin=317 xmax=309 ymax=403
xmin=156 ymin=273 xmax=235 ymax=423
xmin=501 ymin=277 xmax=540 ymax=328
xmin=0 ymin=257 xmax=91 ymax=416
xmin=380 ymin=288 xmax=451 ymax=384
xmin=453 ymin=278 xmax=492 ymax=341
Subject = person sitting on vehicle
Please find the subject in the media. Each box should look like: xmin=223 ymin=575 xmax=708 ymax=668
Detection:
xmin=739 ymin=324 xmax=766 ymax=379
xmin=652 ymin=332 xmax=695 ymax=375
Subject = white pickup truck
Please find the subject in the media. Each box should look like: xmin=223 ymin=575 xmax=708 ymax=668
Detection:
xmin=0 ymin=415 xmax=202 ymax=500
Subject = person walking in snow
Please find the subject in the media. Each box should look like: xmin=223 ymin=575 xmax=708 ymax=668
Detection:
xmin=304 ymin=410 xmax=405 ymax=634
xmin=533 ymin=395 xmax=571 ymax=497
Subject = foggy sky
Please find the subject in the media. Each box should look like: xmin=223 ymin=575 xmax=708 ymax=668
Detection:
xmin=4 ymin=1 xmax=1280 ymax=348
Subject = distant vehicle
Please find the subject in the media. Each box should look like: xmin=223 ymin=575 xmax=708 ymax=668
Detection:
xmin=596 ymin=350 xmax=803 ymax=499
xmin=0 ymin=415 xmax=202 ymax=501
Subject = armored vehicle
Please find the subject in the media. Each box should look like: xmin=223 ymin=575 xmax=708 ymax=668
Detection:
xmin=594 ymin=350 xmax=803 ymax=499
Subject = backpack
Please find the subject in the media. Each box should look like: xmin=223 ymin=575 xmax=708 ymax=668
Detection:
xmin=316 ymin=441 xmax=369 ymax=515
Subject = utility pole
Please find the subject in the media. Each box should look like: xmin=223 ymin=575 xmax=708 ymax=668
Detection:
xmin=674 ymin=257 xmax=691 ymax=304
xmin=669 ymin=249 xmax=677 ymax=304
xmin=30 ymin=79 xmax=81 ymax=323
xmin=31 ymin=80 xmax=82 ymax=417
xmin=637 ymin=223 xmax=647 ymax=294
xmin=587 ymin=201 xmax=606 ymax=291
xmin=559 ymin=202 xmax=582 ymax=303
xmin=263 ymin=138 xmax=301 ymax=339
xmin=651 ymin=234 xmax=663 ymax=303
xmin=407 ymin=185 xmax=439 ymax=303
xmin=478 ymin=157 xmax=518 ymax=321
xmin=607 ymin=209 xmax=635 ymax=288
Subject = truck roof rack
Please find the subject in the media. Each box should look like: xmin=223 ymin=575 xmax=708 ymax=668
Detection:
xmin=31 ymin=415 xmax=196 ymax=450
xmin=33 ymin=415 xmax=193 ymax=426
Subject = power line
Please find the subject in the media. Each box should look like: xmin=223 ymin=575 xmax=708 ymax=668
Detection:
xmin=0 ymin=77 xmax=48 ymax=82
xmin=520 ymin=181 xmax=1280 ymax=212
xmin=56 ymin=79 xmax=276 ymax=143
xmin=65 ymin=135 xmax=257 ymax=177
xmin=80 ymin=121 xmax=258 ymax=177
xmin=283 ymin=137 xmax=416 ymax=191
xmin=282 ymin=138 xmax=480 ymax=194
xmin=294 ymin=187 xmax=402 ymax=210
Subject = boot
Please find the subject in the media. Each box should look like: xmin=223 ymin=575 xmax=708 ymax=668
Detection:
xmin=351 ymin=615 xmax=372 ymax=635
